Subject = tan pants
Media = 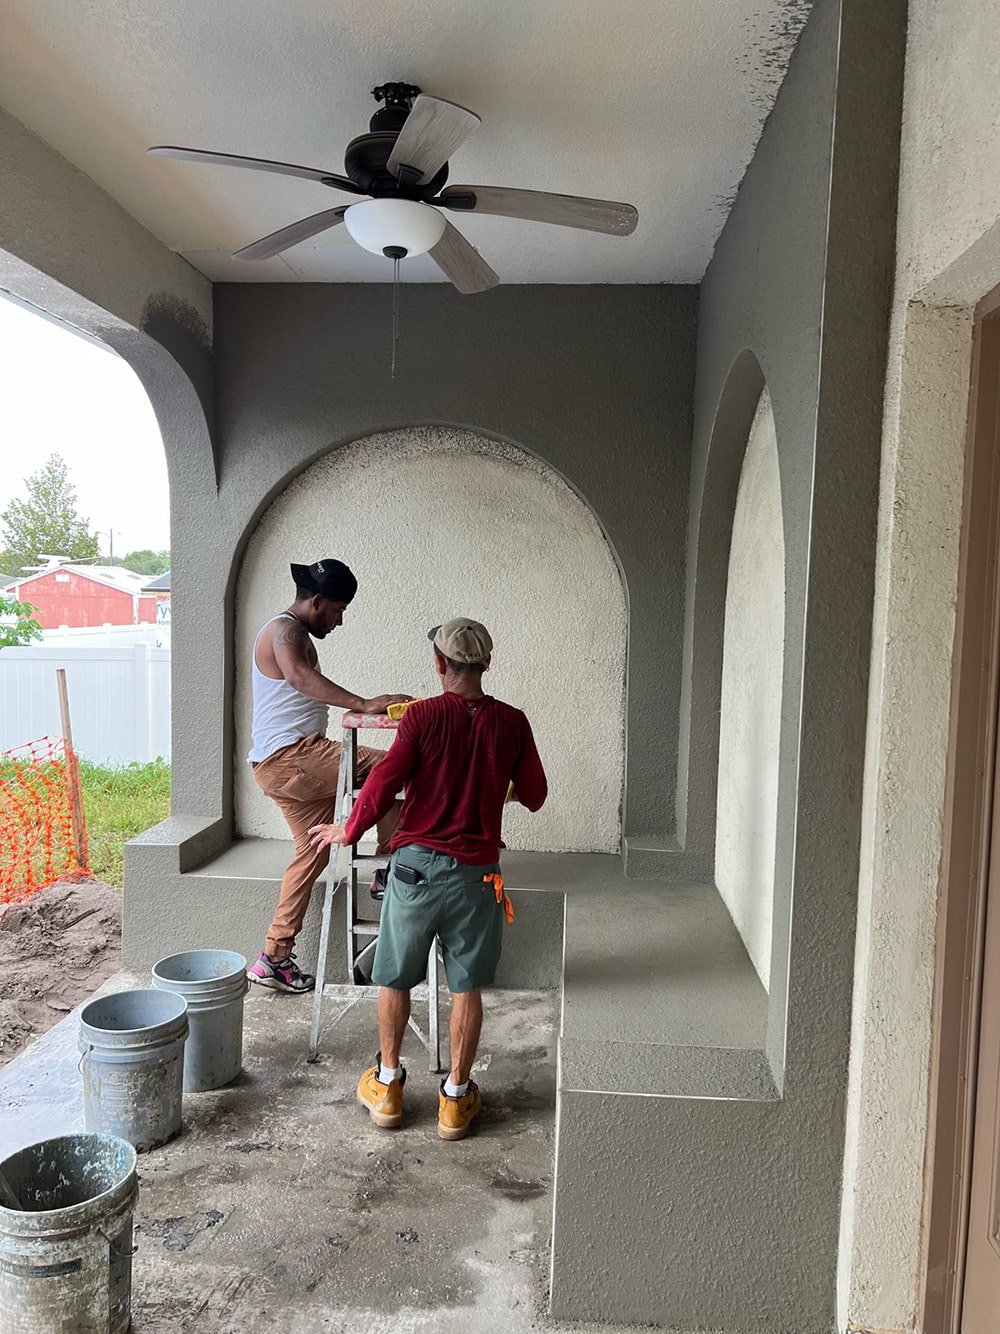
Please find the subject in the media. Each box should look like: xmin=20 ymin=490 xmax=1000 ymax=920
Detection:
xmin=252 ymin=733 xmax=400 ymax=960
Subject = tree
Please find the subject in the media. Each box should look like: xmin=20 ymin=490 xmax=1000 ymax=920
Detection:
xmin=121 ymin=548 xmax=170 ymax=576
xmin=0 ymin=454 xmax=99 ymax=575
xmin=0 ymin=594 xmax=42 ymax=649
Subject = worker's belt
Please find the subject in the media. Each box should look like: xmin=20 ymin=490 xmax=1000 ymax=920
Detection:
xmin=483 ymin=872 xmax=515 ymax=924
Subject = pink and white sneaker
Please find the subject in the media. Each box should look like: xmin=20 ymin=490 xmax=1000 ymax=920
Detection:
xmin=247 ymin=952 xmax=315 ymax=994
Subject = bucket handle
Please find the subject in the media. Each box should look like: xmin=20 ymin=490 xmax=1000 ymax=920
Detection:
xmin=78 ymin=1043 xmax=93 ymax=1073
xmin=96 ymin=1225 xmax=138 ymax=1254
xmin=97 ymin=1227 xmax=138 ymax=1248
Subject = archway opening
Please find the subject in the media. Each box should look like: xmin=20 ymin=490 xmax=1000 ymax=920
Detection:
xmin=0 ymin=289 xmax=171 ymax=1064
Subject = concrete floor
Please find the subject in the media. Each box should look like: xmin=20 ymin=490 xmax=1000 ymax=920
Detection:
xmin=1 ymin=975 xmax=648 ymax=1333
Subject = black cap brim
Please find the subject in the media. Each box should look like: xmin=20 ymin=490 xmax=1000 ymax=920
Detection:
xmin=291 ymin=563 xmax=320 ymax=595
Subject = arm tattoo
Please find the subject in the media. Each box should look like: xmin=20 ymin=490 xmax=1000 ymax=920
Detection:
xmin=274 ymin=618 xmax=308 ymax=649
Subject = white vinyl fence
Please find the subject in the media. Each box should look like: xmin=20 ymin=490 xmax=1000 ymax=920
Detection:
xmin=38 ymin=624 xmax=162 ymax=648
xmin=0 ymin=645 xmax=171 ymax=764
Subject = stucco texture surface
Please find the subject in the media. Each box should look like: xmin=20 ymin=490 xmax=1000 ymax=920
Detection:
xmin=715 ymin=390 xmax=783 ymax=988
xmin=550 ymin=0 xmax=905 ymax=1326
xmin=212 ymin=283 xmax=697 ymax=853
xmin=839 ymin=0 xmax=1000 ymax=1326
xmin=236 ymin=428 xmax=626 ymax=853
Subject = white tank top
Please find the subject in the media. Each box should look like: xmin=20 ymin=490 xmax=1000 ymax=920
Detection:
xmin=248 ymin=614 xmax=330 ymax=763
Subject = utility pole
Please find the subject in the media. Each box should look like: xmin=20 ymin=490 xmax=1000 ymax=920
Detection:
xmin=97 ymin=529 xmax=121 ymax=563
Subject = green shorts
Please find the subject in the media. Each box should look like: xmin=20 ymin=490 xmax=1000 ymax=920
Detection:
xmin=371 ymin=844 xmax=504 ymax=994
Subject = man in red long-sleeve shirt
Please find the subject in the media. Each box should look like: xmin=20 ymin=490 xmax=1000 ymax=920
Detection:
xmin=308 ymin=618 xmax=547 ymax=1140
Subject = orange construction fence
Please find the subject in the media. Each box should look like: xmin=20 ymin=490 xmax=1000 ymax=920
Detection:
xmin=0 ymin=735 xmax=90 ymax=905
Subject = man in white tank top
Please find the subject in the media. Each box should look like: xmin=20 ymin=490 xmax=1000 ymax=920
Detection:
xmin=247 ymin=558 xmax=410 ymax=994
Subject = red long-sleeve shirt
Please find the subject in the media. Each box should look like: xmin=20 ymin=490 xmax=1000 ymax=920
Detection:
xmin=343 ymin=692 xmax=548 ymax=864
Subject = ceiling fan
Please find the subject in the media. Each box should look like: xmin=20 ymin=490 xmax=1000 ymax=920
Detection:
xmin=148 ymin=82 xmax=638 ymax=293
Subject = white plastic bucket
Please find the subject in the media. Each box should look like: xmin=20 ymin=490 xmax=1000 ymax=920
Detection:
xmin=151 ymin=949 xmax=249 ymax=1092
xmin=0 ymin=1133 xmax=137 ymax=1333
xmin=79 ymin=989 xmax=188 ymax=1152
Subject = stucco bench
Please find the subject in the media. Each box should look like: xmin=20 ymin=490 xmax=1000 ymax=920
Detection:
xmin=125 ymin=825 xmax=768 ymax=1097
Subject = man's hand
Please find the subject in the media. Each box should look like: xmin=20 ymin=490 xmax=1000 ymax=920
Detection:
xmin=308 ymin=822 xmax=348 ymax=850
xmin=360 ymin=693 xmax=414 ymax=715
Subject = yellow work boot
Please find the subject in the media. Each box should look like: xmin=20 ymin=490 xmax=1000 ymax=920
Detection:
xmin=357 ymin=1055 xmax=405 ymax=1128
xmin=438 ymin=1079 xmax=482 ymax=1140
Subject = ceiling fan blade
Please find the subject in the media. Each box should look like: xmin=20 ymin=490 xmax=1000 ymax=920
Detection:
xmin=386 ymin=96 xmax=481 ymax=186
xmin=232 ymin=207 xmax=349 ymax=261
xmin=440 ymin=184 xmax=638 ymax=236
xmin=147 ymin=145 xmax=366 ymax=195
xmin=428 ymin=220 xmax=499 ymax=294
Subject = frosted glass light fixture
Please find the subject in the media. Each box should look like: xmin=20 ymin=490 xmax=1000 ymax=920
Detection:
xmin=344 ymin=198 xmax=446 ymax=258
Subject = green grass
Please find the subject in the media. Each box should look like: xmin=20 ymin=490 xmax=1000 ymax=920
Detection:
xmin=78 ymin=759 xmax=171 ymax=886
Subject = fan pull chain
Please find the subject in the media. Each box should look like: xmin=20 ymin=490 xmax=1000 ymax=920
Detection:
xmin=391 ymin=256 xmax=400 ymax=380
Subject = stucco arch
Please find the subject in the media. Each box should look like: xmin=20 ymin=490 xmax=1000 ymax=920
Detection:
xmin=223 ymin=417 xmax=630 ymax=619
xmin=234 ymin=426 xmax=628 ymax=854
xmin=0 ymin=261 xmax=218 ymax=818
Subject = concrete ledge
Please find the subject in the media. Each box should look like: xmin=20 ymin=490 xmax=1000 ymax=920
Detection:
xmin=125 ymin=838 xmax=769 ymax=1086
xmin=560 ymin=1038 xmax=778 ymax=1100
xmin=560 ymin=874 xmax=768 ymax=1053
xmin=124 ymin=835 xmax=332 ymax=974
xmin=124 ymin=814 xmax=229 ymax=870
xmin=623 ymin=834 xmax=712 ymax=880
xmin=124 ymin=837 xmax=567 ymax=988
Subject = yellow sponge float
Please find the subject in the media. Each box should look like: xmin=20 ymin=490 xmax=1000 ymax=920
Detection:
xmin=386 ymin=699 xmax=421 ymax=721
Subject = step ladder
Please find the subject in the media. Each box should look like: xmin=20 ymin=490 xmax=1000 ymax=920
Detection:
xmin=307 ymin=712 xmax=444 ymax=1071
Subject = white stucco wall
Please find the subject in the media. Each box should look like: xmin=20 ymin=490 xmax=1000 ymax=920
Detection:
xmin=235 ymin=427 xmax=627 ymax=854
xmin=839 ymin=2 xmax=1000 ymax=1328
xmin=715 ymin=391 xmax=783 ymax=989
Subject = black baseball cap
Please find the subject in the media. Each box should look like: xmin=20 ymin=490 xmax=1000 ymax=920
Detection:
xmin=290 ymin=559 xmax=358 ymax=603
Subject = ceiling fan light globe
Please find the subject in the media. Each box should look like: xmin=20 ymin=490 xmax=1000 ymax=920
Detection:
xmin=344 ymin=199 xmax=446 ymax=258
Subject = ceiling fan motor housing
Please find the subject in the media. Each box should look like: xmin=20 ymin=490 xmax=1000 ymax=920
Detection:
xmin=345 ymin=82 xmax=449 ymax=198
xmin=369 ymin=82 xmax=421 ymax=131
xmin=343 ymin=133 xmax=448 ymax=198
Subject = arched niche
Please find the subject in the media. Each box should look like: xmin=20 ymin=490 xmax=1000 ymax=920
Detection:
xmin=234 ymin=426 xmax=628 ymax=854
xmin=715 ymin=388 xmax=784 ymax=988
xmin=677 ymin=348 xmax=768 ymax=864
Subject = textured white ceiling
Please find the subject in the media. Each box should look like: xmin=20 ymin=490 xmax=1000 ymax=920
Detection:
xmin=0 ymin=0 xmax=812 ymax=284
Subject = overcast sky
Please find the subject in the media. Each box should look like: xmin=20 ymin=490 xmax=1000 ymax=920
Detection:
xmin=0 ymin=294 xmax=169 ymax=559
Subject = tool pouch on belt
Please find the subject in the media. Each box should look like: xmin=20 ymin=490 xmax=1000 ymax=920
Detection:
xmin=483 ymin=872 xmax=515 ymax=924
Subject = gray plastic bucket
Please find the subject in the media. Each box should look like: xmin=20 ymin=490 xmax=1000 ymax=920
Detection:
xmin=151 ymin=948 xmax=249 ymax=1092
xmin=0 ymin=1133 xmax=137 ymax=1333
xmin=79 ymin=988 xmax=188 ymax=1152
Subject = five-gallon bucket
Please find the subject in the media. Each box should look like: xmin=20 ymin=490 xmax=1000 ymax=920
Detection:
xmin=0 ymin=1133 xmax=137 ymax=1333
xmin=79 ymin=989 xmax=188 ymax=1152
xmin=151 ymin=949 xmax=249 ymax=1092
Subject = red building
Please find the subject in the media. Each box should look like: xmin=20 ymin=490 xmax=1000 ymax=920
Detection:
xmin=9 ymin=562 xmax=159 ymax=629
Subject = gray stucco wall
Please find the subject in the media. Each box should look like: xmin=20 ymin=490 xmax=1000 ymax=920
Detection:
xmin=550 ymin=1 xmax=907 ymax=1328
xmin=195 ymin=283 xmax=697 ymax=857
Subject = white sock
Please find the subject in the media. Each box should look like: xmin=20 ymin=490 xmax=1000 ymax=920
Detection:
xmin=378 ymin=1064 xmax=401 ymax=1084
xmin=444 ymin=1077 xmax=468 ymax=1098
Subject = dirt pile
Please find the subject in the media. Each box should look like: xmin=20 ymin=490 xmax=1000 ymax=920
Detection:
xmin=0 ymin=879 xmax=122 ymax=1067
